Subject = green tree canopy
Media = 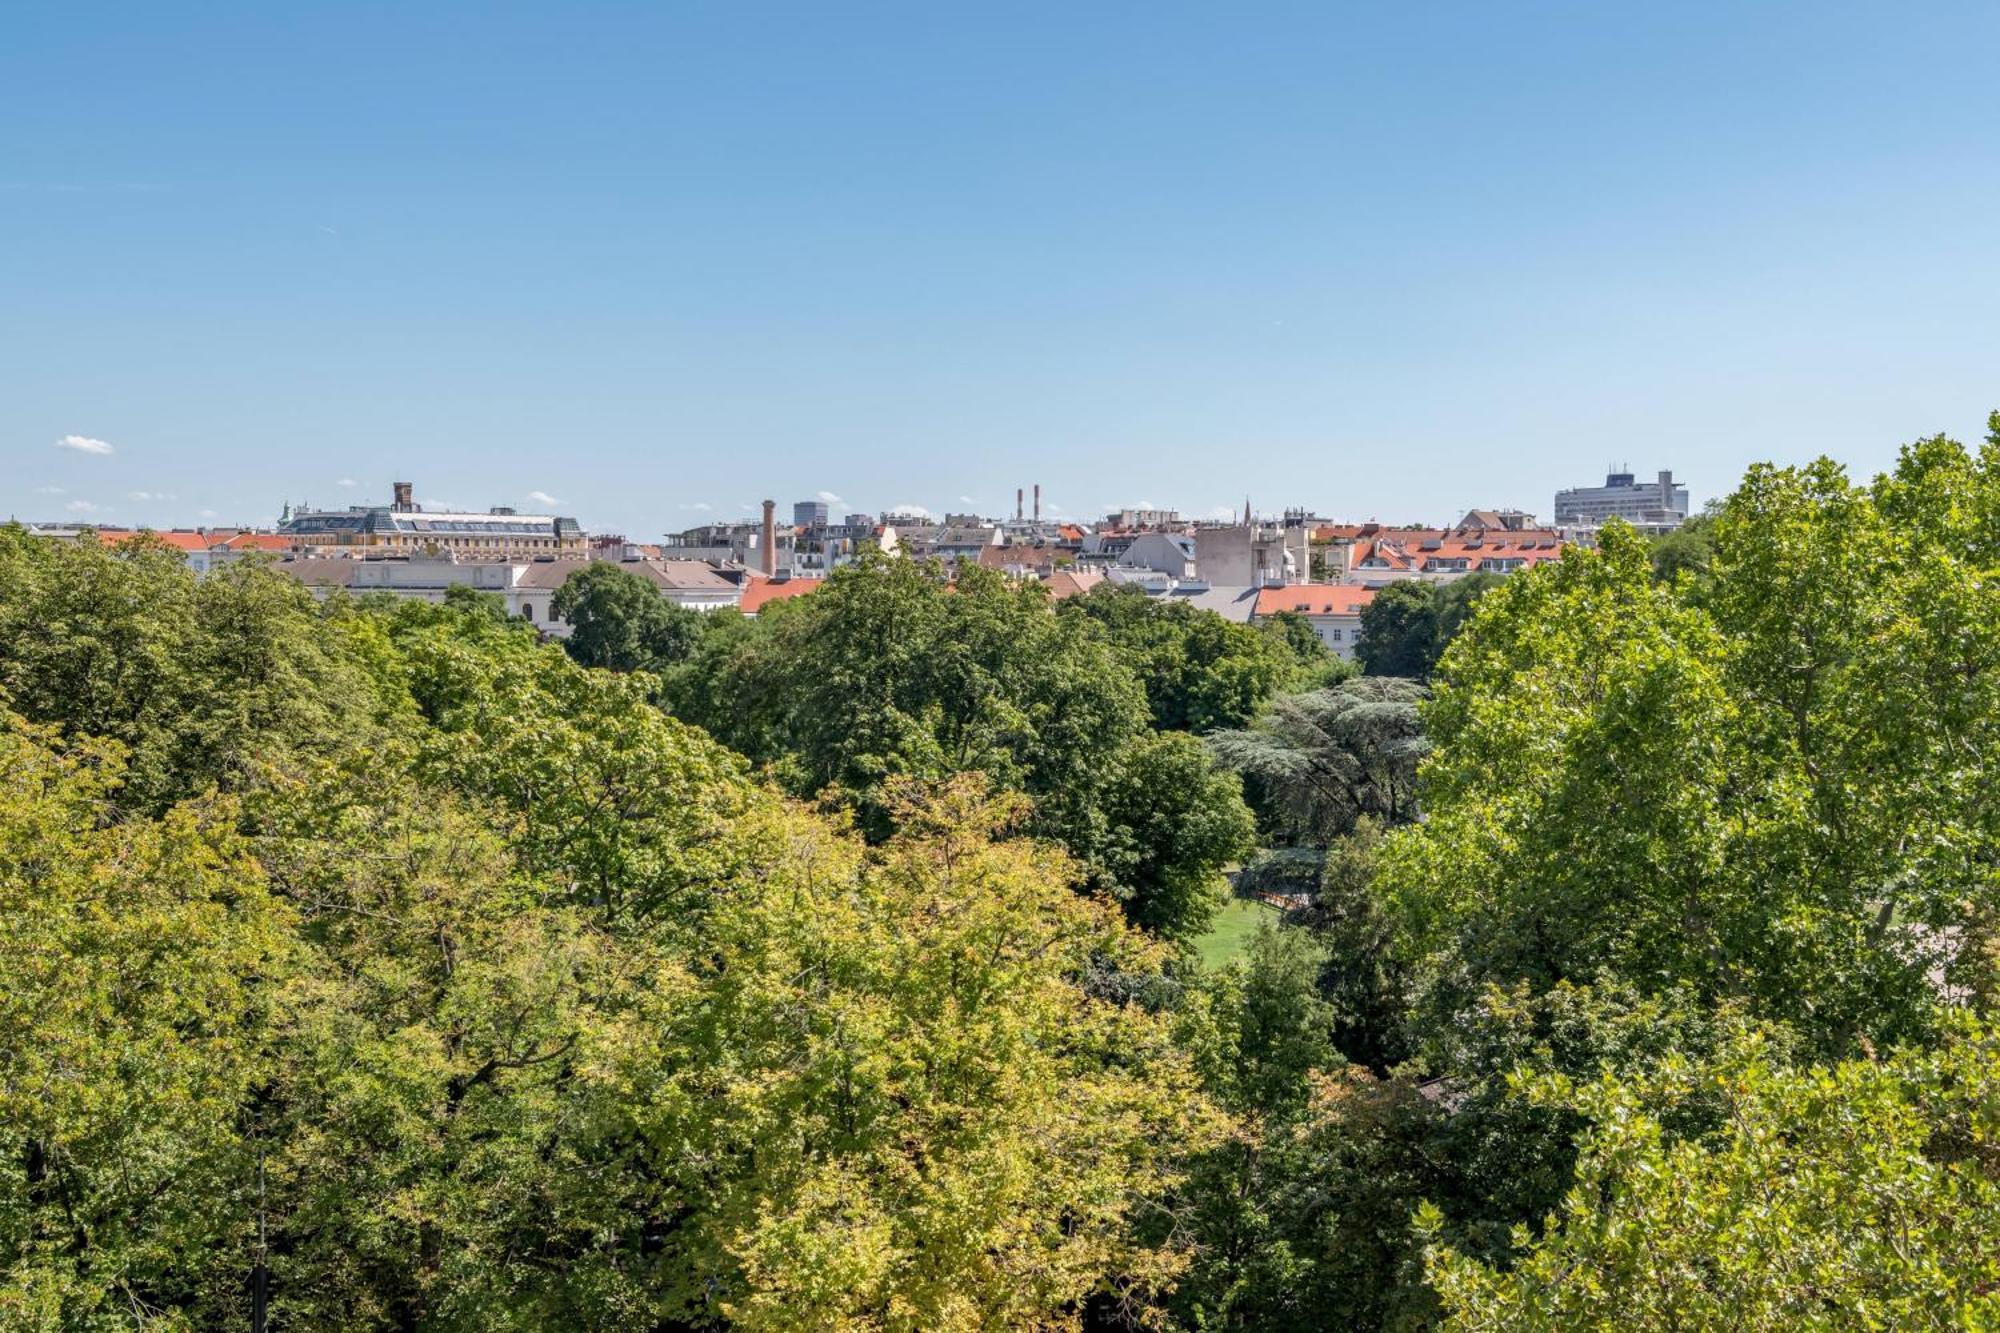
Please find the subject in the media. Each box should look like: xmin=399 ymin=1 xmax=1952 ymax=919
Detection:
xmin=1427 ymin=1020 xmax=2000 ymax=1330
xmin=1381 ymin=436 xmax=2000 ymax=1054
xmin=1354 ymin=573 xmax=1502 ymax=681
xmin=550 ymin=560 xmax=704 ymax=674
xmin=666 ymin=553 xmax=1253 ymax=939
xmin=0 ymin=525 xmax=383 ymax=813
xmin=1059 ymin=582 xmax=1326 ymax=731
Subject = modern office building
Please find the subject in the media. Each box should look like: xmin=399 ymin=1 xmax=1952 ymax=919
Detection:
xmin=1553 ymin=469 xmax=1690 ymax=532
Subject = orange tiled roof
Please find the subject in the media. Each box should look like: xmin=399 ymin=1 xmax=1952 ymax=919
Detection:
xmin=103 ymin=528 xmax=212 ymax=553
xmin=739 ymin=578 xmax=820 ymax=614
xmin=1254 ymin=585 xmax=1376 ymax=617
xmin=1044 ymin=569 xmax=1105 ymax=600
xmin=219 ymin=532 xmax=294 ymax=551
xmin=1345 ymin=529 xmax=1567 ymax=575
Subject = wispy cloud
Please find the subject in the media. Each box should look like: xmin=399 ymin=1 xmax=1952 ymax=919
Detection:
xmin=958 ymin=495 xmax=979 ymax=506
xmin=128 ymin=490 xmax=176 ymax=501
xmin=199 ymin=509 xmax=218 ymax=519
xmin=65 ymin=499 xmax=104 ymax=514
xmin=34 ymin=485 xmax=64 ymax=495
xmin=678 ymin=502 xmax=713 ymax=512
xmin=885 ymin=504 xmax=934 ymax=521
xmin=56 ymin=434 xmax=114 ymax=456
xmin=526 ymin=490 xmax=562 ymax=506
xmin=815 ymin=490 xmax=844 ymax=506
xmin=1207 ymin=505 xmax=1237 ymax=520
xmin=336 ymin=478 xmax=359 ymax=488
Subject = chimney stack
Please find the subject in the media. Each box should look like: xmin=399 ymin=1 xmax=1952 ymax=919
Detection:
xmin=1017 ymin=487 xmax=1024 ymax=522
xmin=392 ymin=480 xmax=413 ymax=512
xmin=760 ymin=499 xmax=777 ymax=577
xmin=1033 ymin=484 xmax=1041 ymax=522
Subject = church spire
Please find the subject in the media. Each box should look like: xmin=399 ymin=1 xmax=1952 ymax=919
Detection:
xmin=1243 ymin=495 xmax=1252 ymax=526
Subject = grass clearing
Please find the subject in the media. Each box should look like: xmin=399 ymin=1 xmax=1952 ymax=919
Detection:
xmin=1195 ymin=896 xmax=1281 ymax=969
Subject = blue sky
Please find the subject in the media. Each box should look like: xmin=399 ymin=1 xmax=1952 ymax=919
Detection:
xmin=5 ymin=2 xmax=1998 ymax=535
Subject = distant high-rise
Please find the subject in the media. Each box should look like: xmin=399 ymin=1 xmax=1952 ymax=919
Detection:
xmin=793 ymin=498 xmax=830 ymax=528
xmin=1553 ymin=468 xmax=1689 ymax=532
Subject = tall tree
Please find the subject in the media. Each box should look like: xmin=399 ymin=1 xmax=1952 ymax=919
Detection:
xmin=666 ymin=553 xmax=1253 ymax=938
xmin=1060 ymin=582 xmax=1325 ymax=732
xmin=1426 ymin=1021 xmax=2000 ymax=1330
xmin=550 ymin=561 xmax=704 ymax=674
xmin=0 ymin=526 xmax=382 ymax=813
xmin=1207 ymin=677 xmax=1429 ymax=845
xmin=1354 ymin=573 xmax=1502 ymax=681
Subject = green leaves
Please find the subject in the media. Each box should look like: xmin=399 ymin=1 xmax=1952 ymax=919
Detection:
xmin=0 ymin=544 xmax=1229 ymax=1329
xmin=1061 ymin=582 xmax=1325 ymax=733
xmin=0 ymin=712 xmax=293 ymax=1327
xmin=1427 ymin=1021 xmax=2000 ymax=1330
xmin=659 ymin=553 xmax=1256 ymax=939
xmin=551 ymin=561 xmax=704 ymax=675
xmin=0 ymin=526 xmax=383 ymax=815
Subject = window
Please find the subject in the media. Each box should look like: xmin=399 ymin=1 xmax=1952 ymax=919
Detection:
xmin=523 ymin=602 xmax=536 ymax=621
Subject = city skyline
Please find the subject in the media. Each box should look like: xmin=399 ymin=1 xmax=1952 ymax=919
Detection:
xmin=16 ymin=462 xmax=1680 ymax=535
xmin=8 ymin=3 xmax=2000 ymax=534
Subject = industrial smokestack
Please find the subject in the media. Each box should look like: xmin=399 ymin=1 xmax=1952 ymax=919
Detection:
xmin=1033 ymin=484 xmax=1041 ymax=522
xmin=392 ymin=480 xmax=413 ymax=512
xmin=1017 ymin=488 xmax=1024 ymax=522
xmin=760 ymin=499 xmax=777 ymax=577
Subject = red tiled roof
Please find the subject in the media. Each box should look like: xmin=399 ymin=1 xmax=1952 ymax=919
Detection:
xmin=739 ymin=578 xmax=820 ymax=614
xmin=1044 ymin=570 xmax=1105 ymax=600
xmin=1254 ymin=584 xmax=1377 ymax=617
xmin=103 ymin=529 xmax=212 ymax=552
xmin=1344 ymin=529 xmax=1568 ymax=575
xmin=220 ymin=532 xmax=294 ymax=551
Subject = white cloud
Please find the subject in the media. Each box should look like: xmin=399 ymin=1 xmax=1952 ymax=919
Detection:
xmin=958 ymin=495 xmax=979 ymax=506
xmin=128 ymin=490 xmax=176 ymax=501
xmin=526 ymin=490 xmax=562 ymax=506
xmin=65 ymin=499 xmax=103 ymax=514
xmin=56 ymin=434 xmax=114 ymax=456
xmin=34 ymin=485 xmax=64 ymax=495
xmin=336 ymin=478 xmax=359 ymax=488
xmin=815 ymin=490 xmax=843 ymax=506
xmin=199 ymin=509 xmax=218 ymax=519
xmin=885 ymin=504 xmax=934 ymax=521
xmin=678 ymin=502 xmax=713 ymax=512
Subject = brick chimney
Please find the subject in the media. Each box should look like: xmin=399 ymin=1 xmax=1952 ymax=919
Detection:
xmin=761 ymin=499 xmax=777 ymax=576
xmin=1033 ymin=484 xmax=1041 ymax=522
xmin=392 ymin=480 xmax=414 ymax=512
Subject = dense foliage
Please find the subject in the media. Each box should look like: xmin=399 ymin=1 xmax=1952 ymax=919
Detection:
xmin=8 ymin=413 xmax=2000 ymax=1329
xmin=1057 ymin=582 xmax=1337 ymax=732
xmin=663 ymin=553 xmax=1255 ymax=940
xmin=0 ymin=532 xmax=1219 ymax=1330
xmin=1353 ymin=573 xmax=1499 ymax=680
xmin=551 ymin=560 xmax=704 ymax=675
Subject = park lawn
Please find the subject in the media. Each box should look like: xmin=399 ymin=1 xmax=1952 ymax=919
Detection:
xmin=1196 ymin=896 xmax=1281 ymax=969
